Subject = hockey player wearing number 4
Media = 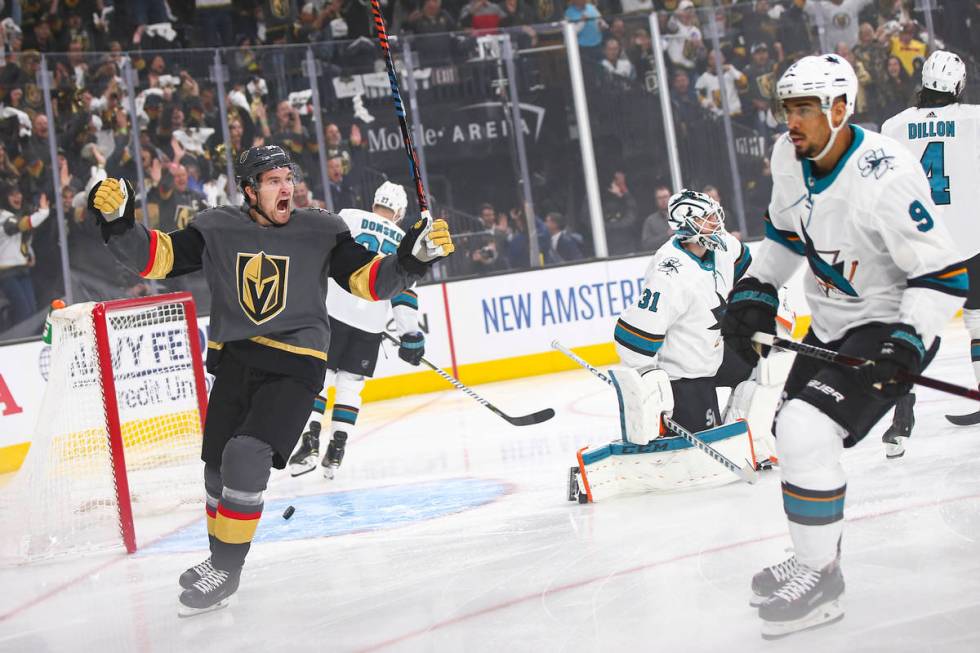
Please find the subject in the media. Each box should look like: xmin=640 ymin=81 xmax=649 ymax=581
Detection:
xmin=289 ymin=181 xmax=427 ymax=478
xmin=722 ymin=54 xmax=967 ymax=639
xmin=882 ymin=50 xmax=980 ymax=432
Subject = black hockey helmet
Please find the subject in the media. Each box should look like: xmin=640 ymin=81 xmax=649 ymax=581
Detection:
xmin=235 ymin=145 xmax=293 ymax=195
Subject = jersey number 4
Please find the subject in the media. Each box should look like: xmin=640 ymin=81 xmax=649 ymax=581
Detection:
xmin=355 ymin=233 xmax=398 ymax=255
xmin=920 ymin=141 xmax=950 ymax=206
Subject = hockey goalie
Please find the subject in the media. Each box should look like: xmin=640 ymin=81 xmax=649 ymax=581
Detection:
xmin=568 ymin=190 xmax=794 ymax=503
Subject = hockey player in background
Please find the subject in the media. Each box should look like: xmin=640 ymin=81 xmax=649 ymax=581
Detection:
xmin=88 ymin=146 xmax=454 ymax=616
xmin=722 ymin=54 xmax=967 ymax=638
xmin=288 ymin=181 xmax=426 ymax=478
xmin=612 ymin=189 xmax=754 ymax=438
xmin=881 ymin=50 xmax=980 ymax=433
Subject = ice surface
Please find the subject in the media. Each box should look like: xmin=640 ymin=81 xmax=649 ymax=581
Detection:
xmin=1 ymin=323 xmax=979 ymax=652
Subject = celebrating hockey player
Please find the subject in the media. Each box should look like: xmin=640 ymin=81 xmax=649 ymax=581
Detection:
xmin=722 ymin=54 xmax=967 ymax=639
xmin=881 ymin=50 xmax=980 ymax=433
xmin=87 ymin=145 xmax=454 ymax=616
xmin=289 ymin=181 xmax=425 ymax=478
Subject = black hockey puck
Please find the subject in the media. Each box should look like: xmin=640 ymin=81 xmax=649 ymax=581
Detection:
xmin=282 ymin=505 xmax=295 ymax=520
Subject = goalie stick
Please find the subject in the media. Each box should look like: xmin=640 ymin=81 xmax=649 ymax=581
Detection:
xmin=751 ymin=333 xmax=980 ymax=402
xmin=550 ymin=340 xmax=758 ymax=484
xmin=383 ymin=332 xmax=554 ymax=426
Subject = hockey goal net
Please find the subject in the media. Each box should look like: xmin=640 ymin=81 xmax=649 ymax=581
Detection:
xmin=0 ymin=292 xmax=207 ymax=562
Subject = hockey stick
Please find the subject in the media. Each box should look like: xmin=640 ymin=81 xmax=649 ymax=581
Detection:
xmin=550 ymin=340 xmax=758 ymax=483
xmin=945 ymin=410 xmax=980 ymax=426
xmin=383 ymin=332 xmax=554 ymax=426
xmin=751 ymin=332 xmax=980 ymax=402
xmin=370 ymin=1 xmax=430 ymax=222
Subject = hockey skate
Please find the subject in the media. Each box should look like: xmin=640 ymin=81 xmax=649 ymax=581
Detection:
xmin=322 ymin=431 xmax=347 ymax=479
xmin=288 ymin=422 xmax=321 ymax=477
xmin=749 ymin=554 xmax=799 ymax=607
xmin=179 ymin=557 xmax=215 ymax=590
xmin=882 ymin=394 xmax=915 ymax=459
xmin=758 ymin=562 xmax=845 ymax=639
xmin=177 ymin=566 xmax=242 ymax=617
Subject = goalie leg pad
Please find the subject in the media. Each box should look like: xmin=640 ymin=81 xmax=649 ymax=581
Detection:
xmin=610 ymin=366 xmax=674 ymax=445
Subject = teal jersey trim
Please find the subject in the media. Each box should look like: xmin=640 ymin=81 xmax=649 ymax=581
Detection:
xmin=800 ymin=125 xmax=865 ymax=195
xmin=672 ymin=237 xmax=715 ymax=271
xmin=763 ymin=214 xmax=806 ymax=256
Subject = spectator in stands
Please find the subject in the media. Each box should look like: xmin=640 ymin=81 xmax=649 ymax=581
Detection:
xmin=889 ymin=22 xmax=926 ymax=76
xmin=665 ymin=1 xmax=705 ymax=75
xmin=544 ymin=212 xmax=585 ymax=264
xmin=599 ymin=37 xmax=635 ymax=90
xmin=878 ymin=54 xmax=915 ymax=119
xmin=292 ymin=180 xmax=325 ymax=210
xmin=835 ymin=42 xmax=873 ymax=120
xmin=853 ymin=22 xmax=888 ymax=110
xmin=627 ymin=28 xmax=656 ymax=89
xmin=744 ymin=43 xmax=777 ymax=134
xmin=740 ymin=0 xmax=783 ymax=62
xmin=641 ymin=185 xmax=673 ymax=253
xmin=810 ymin=0 xmax=875 ymax=51
xmin=565 ymin=0 xmax=606 ymax=64
xmin=499 ymin=0 xmax=538 ymax=48
xmin=459 ymin=0 xmax=507 ymax=33
xmin=695 ymin=50 xmax=748 ymax=120
xmin=404 ymin=0 xmax=458 ymax=65
xmin=271 ymin=100 xmax=309 ymax=166
xmin=0 ymin=187 xmax=48 ymax=325
xmin=602 ymin=170 xmax=639 ymax=256
xmin=778 ymin=0 xmax=818 ymax=59
xmin=141 ymin=163 xmax=207 ymax=232
xmin=701 ymin=6 xmax=742 ymax=66
xmin=197 ymin=0 xmax=236 ymax=49
xmin=326 ymin=155 xmax=362 ymax=210
xmin=671 ymin=68 xmax=705 ymax=137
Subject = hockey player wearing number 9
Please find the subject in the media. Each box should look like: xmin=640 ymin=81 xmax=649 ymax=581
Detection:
xmin=881 ymin=51 xmax=980 ymax=430
xmin=612 ymin=189 xmax=754 ymax=437
xmin=88 ymin=145 xmax=454 ymax=617
xmin=288 ymin=181 xmax=427 ymax=478
xmin=721 ymin=54 xmax=967 ymax=639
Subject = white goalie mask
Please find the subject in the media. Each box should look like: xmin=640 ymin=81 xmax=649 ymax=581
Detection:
xmin=922 ymin=50 xmax=966 ymax=98
xmin=373 ymin=181 xmax=408 ymax=221
xmin=775 ymin=54 xmax=858 ymax=161
xmin=666 ymin=189 xmax=727 ymax=252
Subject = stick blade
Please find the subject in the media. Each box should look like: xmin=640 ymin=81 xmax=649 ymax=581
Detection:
xmin=945 ymin=411 xmax=980 ymax=426
xmin=505 ymin=408 xmax=556 ymax=427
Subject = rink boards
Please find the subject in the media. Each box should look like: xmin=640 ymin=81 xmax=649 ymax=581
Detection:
xmin=0 ymin=247 xmax=809 ymax=474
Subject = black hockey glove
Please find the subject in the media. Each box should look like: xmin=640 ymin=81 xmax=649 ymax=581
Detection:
xmin=398 ymin=331 xmax=425 ymax=366
xmin=88 ymin=178 xmax=136 ymax=242
xmin=397 ymin=216 xmax=455 ymax=275
xmin=721 ymin=277 xmax=779 ymax=366
xmin=865 ymin=324 xmax=925 ymax=398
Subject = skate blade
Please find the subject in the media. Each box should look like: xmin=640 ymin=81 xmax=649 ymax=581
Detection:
xmin=289 ymin=459 xmax=318 ymax=478
xmin=884 ymin=439 xmax=907 ymax=460
xmin=322 ymin=463 xmax=339 ymax=480
xmin=760 ymin=599 xmax=844 ymax=640
xmin=749 ymin=592 xmax=768 ymax=608
xmin=177 ymin=595 xmax=235 ymax=618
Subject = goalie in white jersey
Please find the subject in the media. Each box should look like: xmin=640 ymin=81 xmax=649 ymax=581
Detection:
xmin=288 ymin=182 xmax=425 ymax=477
xmin=613 ymin=189 xmax=754 ymax=435
xmin=721 ymin=54 xmax=967 ymax=639
xmin=882 ymin=50 xmax=980 ymax=429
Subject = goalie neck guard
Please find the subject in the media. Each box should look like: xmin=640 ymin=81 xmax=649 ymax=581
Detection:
xmin=666 ymin=189 xmax=727 ymax=252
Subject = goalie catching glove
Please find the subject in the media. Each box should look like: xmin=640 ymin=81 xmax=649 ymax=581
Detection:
xmin=87 ymin=177 xmax=136 ymax=241
xmin=397 ymin=214 xmax=454 ymax=275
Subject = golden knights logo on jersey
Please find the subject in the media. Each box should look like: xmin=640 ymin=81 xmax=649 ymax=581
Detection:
xmin=237 ymin=251 xmax=289 ymax=325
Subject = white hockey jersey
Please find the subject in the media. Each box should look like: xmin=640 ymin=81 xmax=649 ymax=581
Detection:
xmin=614 ymin=232 xmax=751 ymax=380
xmin=750 ymin=126 xmax=967 ymax=346
xmin=881 ymin=102 xmax=980 ymax=258
xmin=327 ymin=208 xmax=420 ymax=335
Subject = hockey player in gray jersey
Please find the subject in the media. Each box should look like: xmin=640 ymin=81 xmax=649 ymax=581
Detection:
xmin=882 ymin=50 xmax=980 ymax=432
xmin=88 ymin=145 xmax=454 ymax=616
xmin=289 ymin=181 xmax=425 ymax=478
xmin=722 ymin=54 xmax=967 ymax=638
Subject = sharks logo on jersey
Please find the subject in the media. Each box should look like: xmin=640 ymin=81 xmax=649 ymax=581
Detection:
xmin=658 ymin=257 xmax=682 ymax=276
xmin=709 ymin=292 xmax=727 ymax=330
xmin=857 ymin=148 xmax=895 ymax=179
xmin=800 ymin=222 xmax=859 ymax=297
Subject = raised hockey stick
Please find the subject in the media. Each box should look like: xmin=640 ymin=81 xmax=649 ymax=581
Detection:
xmin=383 ymin=332 xmax=555 ymax=426
xmin=370 ymin=1 xmax=430 ymax=221
xmin=751 ymin=332 xmax=980 ymax=402
xmin=551 ymin=340 xmax=758 ymax=483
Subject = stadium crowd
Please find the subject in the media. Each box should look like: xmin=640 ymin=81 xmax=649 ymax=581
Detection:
xmin=0 ymin=0 xmax=976 ymax=338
